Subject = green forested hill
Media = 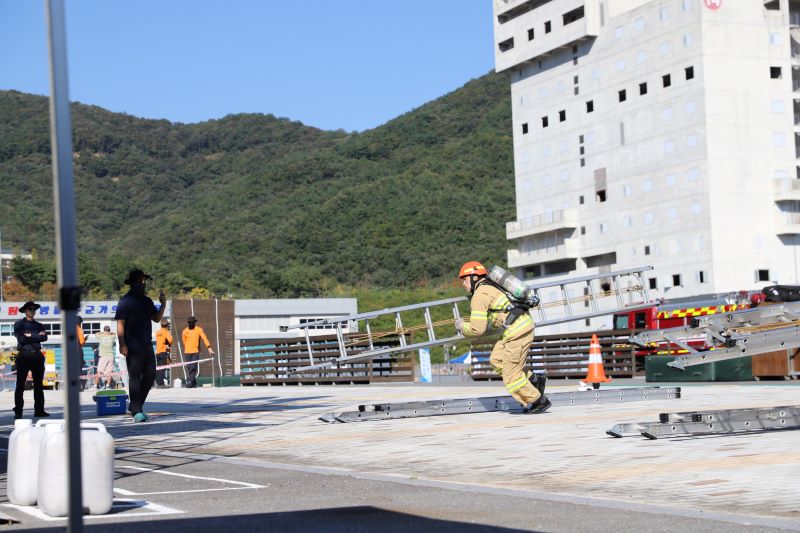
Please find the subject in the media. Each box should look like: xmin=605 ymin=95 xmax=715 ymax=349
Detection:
xmin=0 ymin=70 xmax=514 ymax=298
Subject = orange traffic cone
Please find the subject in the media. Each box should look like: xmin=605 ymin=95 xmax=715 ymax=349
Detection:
xmin=580 ymin=334 xmax=611 ymax=390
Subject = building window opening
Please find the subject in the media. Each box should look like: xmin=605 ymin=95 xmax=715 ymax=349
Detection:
xmin=580 ymin=226 xmax=586 ymax=235
xmin=639 ymin=82 xmax=648 ymax=95
xmin=685 ymin=66 xmax=695 ymax=80
xmin=522 ymin=123 xmax=529 ymax=134
xmin=618 ymin=89 xmax=627 ymax=102
xmin=596 ymin=190 xmax=607 ymax=202
xmin=579 ymin=195 xmax=585 ymax=205
xmin=528 ymin=28 xmax=535 ymax=40
xmin=756 ymin=269 xmax=771 ymax=282
xmin=586 ymin=100 xmax=594 ymax=113
xmin=672 ymin=274 xmax=682 ymax=287
xmin=499 ymin=38 xmax=515 ymax=52
xmin=542 ymin=116 xmax=549 ymax=128
xmin=545 ymin=20 xmax=552 ymax=33
xmin=644 ymin=245 xmax=651 ymax=255
xmin=770 ymin=66 xmax=782 ymax=79
xmin=562 ymin=6 xmax=585 ymax=26
xmin=559 ymin=110 xmax=566 ymax=122
xmin=580 ymin=158 xmax=586 ymax=167
xmin=648 ymin=277 xmax=658 ymax=290
xmin=698 ymin=271 xmax=706 ymax=283
xmin=663 ymin=74 xmax=672 ymax=87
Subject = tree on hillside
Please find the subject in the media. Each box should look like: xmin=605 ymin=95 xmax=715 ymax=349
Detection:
xmin=10 ymin=256 xmax=55 ymax=293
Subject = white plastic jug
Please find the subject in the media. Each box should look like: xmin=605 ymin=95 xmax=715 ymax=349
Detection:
xmin=37 ymin=422 xmax=115 ymax=517
xmin=7 ymin=419 xmax=61 ymax=506
xmin=173 ymin=378 xmax=182 ymax=388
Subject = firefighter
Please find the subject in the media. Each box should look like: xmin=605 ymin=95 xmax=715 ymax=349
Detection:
xmin=455 ymin=261 xmax=550 ymax=414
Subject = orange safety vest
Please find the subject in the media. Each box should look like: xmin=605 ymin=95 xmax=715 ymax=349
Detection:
xmin=182 ymin=326 xmax=211 ymax=353
xmin=156 ymin=327 xmax=173 ymax=353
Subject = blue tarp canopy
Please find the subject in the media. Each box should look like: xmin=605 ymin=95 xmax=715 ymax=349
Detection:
xmin=449 ymin=351 xmax=472 ymax=364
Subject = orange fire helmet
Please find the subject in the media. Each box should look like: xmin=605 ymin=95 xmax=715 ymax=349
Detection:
xmin=459 ymin=261 xmax=488 ymax=278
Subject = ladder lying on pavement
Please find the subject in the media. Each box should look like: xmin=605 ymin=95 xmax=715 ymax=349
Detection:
xmin=287 ymin=266 xmax=655 ymax=375
xmin=607 ymin=405 xmax=800 ymax=439
xmin=630 ymin=301 xmax=800 ymax=370
xmin=319 ymin=386 xmax=681 ymax=423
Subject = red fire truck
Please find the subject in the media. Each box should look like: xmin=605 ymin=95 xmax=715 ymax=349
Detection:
xmin=612 ymin=292 xmax=755 ymax=362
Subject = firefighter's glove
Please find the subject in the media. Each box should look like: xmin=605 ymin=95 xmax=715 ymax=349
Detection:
xmin=455 ymin=317 xmax=465 ymax=334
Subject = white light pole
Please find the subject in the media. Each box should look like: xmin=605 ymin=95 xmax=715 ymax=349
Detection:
xmin=45 ymin=1 xmax=84 ymax=531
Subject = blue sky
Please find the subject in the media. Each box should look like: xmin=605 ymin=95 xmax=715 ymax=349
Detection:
xmin=0 ymin=1 xmax=496 ymax=132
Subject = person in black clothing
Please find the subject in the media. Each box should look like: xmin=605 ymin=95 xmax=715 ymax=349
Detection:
xmin=115 ymin=269 xmax=166 ymax=423
xmin=13 ymin=301 xmax=50 ymax=419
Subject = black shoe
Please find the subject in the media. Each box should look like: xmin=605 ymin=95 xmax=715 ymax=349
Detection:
xmin=13 ymin=409 xmax=22 ymax=420
xmin=525 ymin=396 xmax=551 ymax=415
xmin=33 ymin=411 xmax=51 ymax=418
xmin=532 ymin=374 xmax=547 ymax=395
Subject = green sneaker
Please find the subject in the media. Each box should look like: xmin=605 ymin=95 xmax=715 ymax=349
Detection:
xmin=141 ymin=412 xmax=150 ymax=421
xmin=133 ymin=412 xmax=147 ymax=423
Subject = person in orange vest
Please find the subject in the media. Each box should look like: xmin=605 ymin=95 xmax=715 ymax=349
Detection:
xmin=76 ymin=316 xmax=87 ymax=390
xmin=181 ymin=316 xmax=214 ymax=388
xmin=456 ymin=261 xmax=550 ymax=414
xmin=154 ymin=319 xmax=172 ymax=388
xmin=76 ymin=316 xmax=86 ymax=349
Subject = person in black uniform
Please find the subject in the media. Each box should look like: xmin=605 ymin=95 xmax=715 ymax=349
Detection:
xmin=13 ymin=301 xmax=50 ymax=419
xmin=115 ymin=269 xmax=166 ymax=423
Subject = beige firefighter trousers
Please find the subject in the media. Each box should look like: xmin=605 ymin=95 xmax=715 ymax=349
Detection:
xmin=489 ymin=329 xmax=541 ymax=406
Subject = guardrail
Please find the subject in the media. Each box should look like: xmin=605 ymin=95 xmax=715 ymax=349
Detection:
xmin=240 ymin=333 xmax=413 ymax=385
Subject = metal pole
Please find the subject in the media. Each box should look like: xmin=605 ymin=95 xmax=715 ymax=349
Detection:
xmin=45 ymin=1 xmax=83 ymax=531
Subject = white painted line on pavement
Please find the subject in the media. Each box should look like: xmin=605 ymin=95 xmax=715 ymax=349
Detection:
xmin=115 ymin=465 xmax=264 ymax=495
xmin=3 ymin=499 xmax=183 ymax=522
xmin=115 ymin=486 xmax=263 ymax=496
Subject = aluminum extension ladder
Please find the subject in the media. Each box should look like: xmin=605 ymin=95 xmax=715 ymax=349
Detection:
xmin=630 ymin=301 xmax=800 ymax=370
xmin=320 ymin=386 xmax=681 ymax=423
xmin=607 ymin=405 xmax=800 ymax=439
xmin=286 ymin=266 xmax=655 ymax=374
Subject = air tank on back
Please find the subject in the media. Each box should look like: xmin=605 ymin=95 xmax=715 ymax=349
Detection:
xmin=487 ymin=265 xmax=539 ymax=307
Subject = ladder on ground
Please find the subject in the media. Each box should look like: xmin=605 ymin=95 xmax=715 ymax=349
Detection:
xmin=320 ymin=386 xmax=681 ymax=423
xmin=629 ymin=302 xmax=800 ymax=370
xmin=607 ymin=405 xmax=800 ymax=439
xmin=286 ymin=266 xmax=655 ymax=374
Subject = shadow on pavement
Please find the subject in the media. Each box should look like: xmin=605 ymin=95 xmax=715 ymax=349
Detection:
xmin=21 ymin=507 xmax=537 ymax=533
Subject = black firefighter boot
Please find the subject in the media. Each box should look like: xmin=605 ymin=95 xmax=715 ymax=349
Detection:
xmin=526 ymin=395 xmax=552 ymax=414
xmin=532 ymin=373 xmax=547 ymax=396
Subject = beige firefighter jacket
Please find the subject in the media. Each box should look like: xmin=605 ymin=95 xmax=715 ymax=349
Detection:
xmin=461 ymin=281 xmax=534 ymax=341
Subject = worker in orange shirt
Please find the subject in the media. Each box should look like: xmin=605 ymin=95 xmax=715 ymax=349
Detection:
xmin=181 ymin=316 xmax=214 ymax=388
xmin=154 ymin=319 xmax=173 ymax=388
xmin=76 ymin=316 xmax=87 ymax=389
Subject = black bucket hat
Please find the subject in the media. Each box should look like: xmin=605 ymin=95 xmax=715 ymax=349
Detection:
xmin=19 ymin=301 xmax=40 ymax=312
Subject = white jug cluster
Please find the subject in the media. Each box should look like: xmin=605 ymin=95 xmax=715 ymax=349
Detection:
xmin=7 ymin=420 xmax=115 ymax=517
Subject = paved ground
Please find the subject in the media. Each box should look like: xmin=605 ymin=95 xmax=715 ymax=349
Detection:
xmin=0 ymin=378 xmax=798 ymax=531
